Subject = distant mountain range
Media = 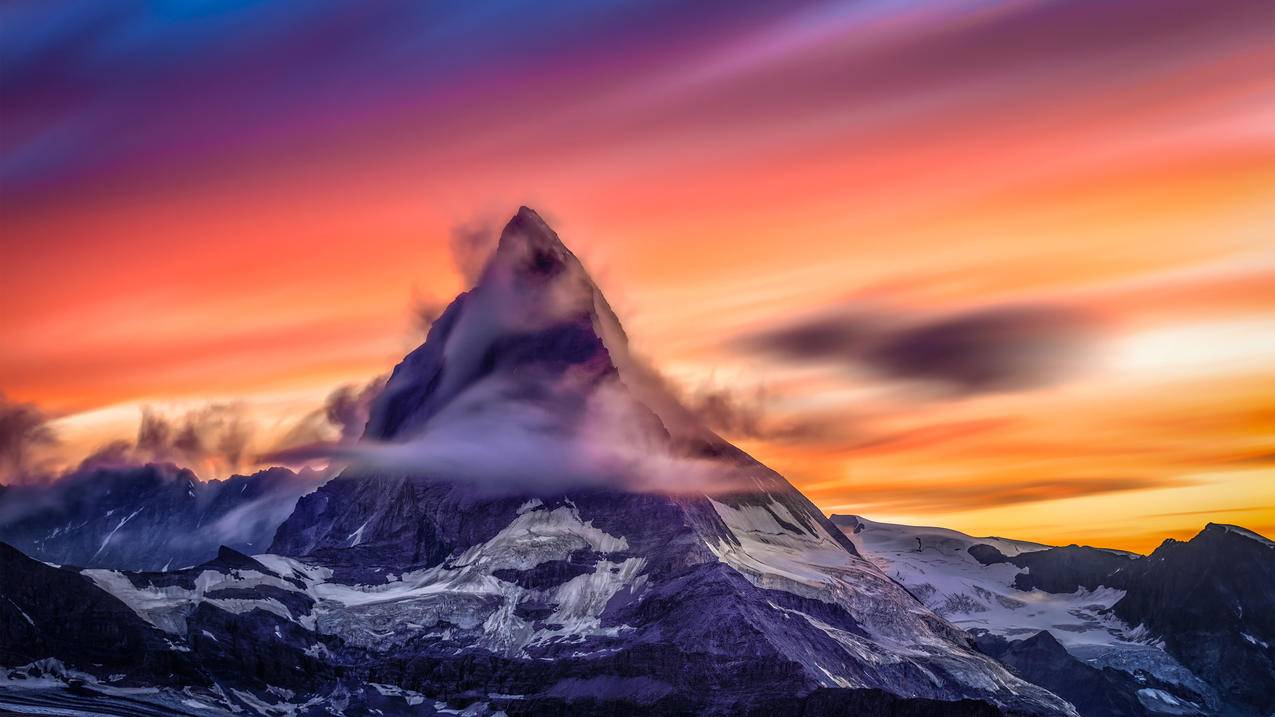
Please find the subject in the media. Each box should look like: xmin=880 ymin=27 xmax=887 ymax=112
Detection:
xmin=1 ymin=208 xmax=1270 ymax=717
xmin=0 ymin=464 xmax=319 ymax=571
xmin=835 ymin=515 xmax=1274 ymax=716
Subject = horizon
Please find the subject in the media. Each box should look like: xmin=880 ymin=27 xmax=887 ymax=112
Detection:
xmin=3 ymin=1 xmax=1274 ymax=554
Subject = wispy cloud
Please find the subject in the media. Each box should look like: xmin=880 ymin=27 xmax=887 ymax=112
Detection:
xmin=0 ymin=393 xmax=60 ymax=484
xmin=739 ymin=303 xmax=1100 ymax=396
xmin=818 ymin=475 xmax=1194 ymax=514
xmin=79 ymin=403 xmax=255 ymax=478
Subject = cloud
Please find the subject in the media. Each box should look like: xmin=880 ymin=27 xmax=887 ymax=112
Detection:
xmin=79 ymin=403 xmax=258 ymax=479
xmin=815 ymin=475 xmax=1191 ymax=514
xmin=449 ymin=218 xmax=500 ymax=285
xmin=264 ymin=373 xmax=753 ymax=497
xmin=741 ymin=303 xmax=1100 ymax=396
xmin=0 ymin=393 xmax=60 ymax=484
xmin=139 ymin=404 xmax=253 ymax=472
xmin=412 ymin=296 xmax=446 ymax=337
xmin=271 ymin=376 xmax=388 ymax=457
xmin=1147 ymin=505 xmax=1273 ymax=519
xmin=674 ymin=381 xmax=844 ymax=444
xmin=321 ymin=376 xmax=388 ymax=442
xmin=834 ymin=417 xmax=1019 ymax=456
xmin=686 ymin=384 xmax=768 ymax=438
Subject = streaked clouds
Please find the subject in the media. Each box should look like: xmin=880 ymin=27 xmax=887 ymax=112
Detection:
xmin=813 ymin=475 xmax=1196 ymax=515
xmin=1 ymin=0 xmax=1273 ymax=551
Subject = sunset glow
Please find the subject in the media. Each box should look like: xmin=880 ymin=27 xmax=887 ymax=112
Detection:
xmin=3 ymin=0 xmax=1273 ymax=552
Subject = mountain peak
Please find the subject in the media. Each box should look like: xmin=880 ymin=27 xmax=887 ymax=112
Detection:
xmin=483 ymin=205 xmax=579 ymax=287
xmin=506 ymin=205 xmax=556 ymax=243
xmin=363 ymin=207 xmax=626 ymax=443
xmin=1017 ymin=629 xmax=1067 ymax=653
xmin=1200 ymin=522 xmax=1275 ymax=548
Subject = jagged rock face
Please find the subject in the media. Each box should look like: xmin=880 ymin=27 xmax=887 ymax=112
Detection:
xmin=972 ymin=631 xmax=1173 ymax=717
xmin=0 ymin=465 xmax=317 ymax=570
xmin=0 ymin=543 xmax=204 ymax=683
xmin=1109 ymin=524 xmax=1275 ymax=716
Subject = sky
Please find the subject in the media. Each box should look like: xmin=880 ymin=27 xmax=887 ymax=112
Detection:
xmin=2 ymin=0 xmax=1273 ymax=552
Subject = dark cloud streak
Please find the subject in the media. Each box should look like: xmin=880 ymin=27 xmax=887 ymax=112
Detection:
xmin=680 ymin=383 xmax=844 ymax=444
xmin=0 ymin=393 xmax=60 ymax=484
xmin=269 ymin=375 xmax=388 ymax=458
xmin=742 ymin=304 xmax=1100 ymax=396
xmin=811 ymin=475 xmax=1190 ymax=514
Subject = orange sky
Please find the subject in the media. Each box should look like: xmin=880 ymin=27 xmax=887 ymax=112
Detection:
xmin=2 ymin=0 xmax=1273 ymax=552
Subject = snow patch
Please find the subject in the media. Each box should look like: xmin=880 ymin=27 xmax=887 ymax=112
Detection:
xmin=89 ymin=506 xmax=144 ymax=562
xmin=346 ymin=519 xmax=371 ymax=547
xmin=1137 ymin=688 xmax=1181 ymax=706
xmin=5 ymin=598 xmax=35 ymax=626
xmin=85 ymin=566 xmax=313 ymax=634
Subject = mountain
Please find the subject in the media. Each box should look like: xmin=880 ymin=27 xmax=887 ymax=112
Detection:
xmin=1108 ymin=524 xmax=1275 ymax=716
xmin=968 ymin=543 xmax=1138 ymax=594
xmin=0 ymin=464 xmax=319 ymax=570
xmin=835 ymin=515 xmax=1275 ymax=716
xmin=0 ymin=543 xmax=203 ymax=680
xmin=0 ymin=208 xmax=1075 ymax=716
xmin=264 ymin=207 xmax=1074 ymax=714
xmin=972 ymin=631 xmax=1157 ymax=717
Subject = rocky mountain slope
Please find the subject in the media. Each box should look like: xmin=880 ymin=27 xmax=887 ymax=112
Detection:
xmin=836 ymin=515 xmax=1275 ymax=716
xmin=1108 ymin=524 xmax=1275 ymax=716
xmin=0 ymin=208 xmax=1076 ymax=716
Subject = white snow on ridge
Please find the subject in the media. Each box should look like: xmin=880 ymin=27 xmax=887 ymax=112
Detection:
xmin=706 ymin=498 xmax=864 ymax=588
xmin=89 ymin=507 xmax=145 ymax=562
xmin=85 ymin=566 xmax=315 ymax=634
xmin=1217 ymin=524 xmax=1275 ymax=548
xmin=839 ymin=515 xmax=1223 ymax=696
xmin=703 ymin=498 xmax=1082 ymax=707
xmin=838 ymin=516 xmax=1134 ymax=650
xmin=310 ymin=504 xmax=628 ymax=609
xmin=263 ymin=503 xmax=646 ymax=655
xmin=839 ymin=515 xmax=1049 ymax=559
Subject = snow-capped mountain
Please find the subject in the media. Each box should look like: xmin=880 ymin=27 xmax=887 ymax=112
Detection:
xmin=835 ymin=515 xmax=1275 ymax=717
xmin=0 ymin=464 xmax=319 ymax=570
xmin=0 ymin=208 xmax=1076 ymax=716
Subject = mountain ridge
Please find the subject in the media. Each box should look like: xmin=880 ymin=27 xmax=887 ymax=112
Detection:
xmin=840 ymin=513 xmax=1274 ymax=716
